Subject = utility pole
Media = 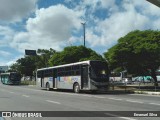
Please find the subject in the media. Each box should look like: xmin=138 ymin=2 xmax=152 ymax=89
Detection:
xmin=81 ymin=22 xmax=86 ymax=47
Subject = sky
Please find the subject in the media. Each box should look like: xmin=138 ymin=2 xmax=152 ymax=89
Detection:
xmin=0 ymin=0 xmax=160 ymax=66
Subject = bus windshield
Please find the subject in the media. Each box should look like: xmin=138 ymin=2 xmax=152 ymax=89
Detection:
xmin=10 ymin=73 xmax=21 ymax=81
xmin=90 ymin=61 xmax=108 ymax=80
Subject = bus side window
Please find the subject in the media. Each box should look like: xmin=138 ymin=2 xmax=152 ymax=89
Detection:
xmin=75 ymin=70 xmax=80 ymax=75
xmin=57 ymin=67 xmax=65 ymax=77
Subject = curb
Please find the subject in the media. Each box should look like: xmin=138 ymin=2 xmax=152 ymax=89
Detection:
xmin=28 ymin=85 xmax=36 ymax=87
xmin=134 ymin=91 xmax=160 ymax=95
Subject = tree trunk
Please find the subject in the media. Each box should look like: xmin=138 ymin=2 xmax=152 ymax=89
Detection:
xmin=151 ymin=69 xmax=158 ymax=86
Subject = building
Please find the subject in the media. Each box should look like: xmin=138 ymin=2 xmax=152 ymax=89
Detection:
xmin=0 ymin=66 xmax=8 ymax=73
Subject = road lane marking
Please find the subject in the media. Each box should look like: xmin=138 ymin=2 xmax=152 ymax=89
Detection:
xmin=22 ymin=95 xmax=30 ymax=97
xmin=108 ymin=98 xmax=122 ymax=101
xmin=9 ymin=92 xmax=14 ymax=94
xmin=149 ymin=103 xmax=160 ymax=106
xmin=81 ymin=95 xmax=93 ymax=97
xmin=46 ymin=100 xmax=61 ymax=104
xmin=93 ymin=96 xmax=106 ymax=98
xmin=126 ymin=100 xmax=143 ymax=104
xmin=0 ymin=89 xmax=5 ymax=91
xmin=104 ymin=113 xmax=137 ymax=120
xmin=129 ymin=94 xmax=160 ymax=97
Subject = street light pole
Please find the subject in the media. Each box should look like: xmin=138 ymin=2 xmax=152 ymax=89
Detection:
xmin=81 ymin=22 xmax=86 ymax=47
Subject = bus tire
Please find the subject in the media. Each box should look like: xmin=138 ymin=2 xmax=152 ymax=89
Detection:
xmin=73 ymin=83 xmax=80 ymax=93
xmin=46 ymin=82 xmax=51 ymax=91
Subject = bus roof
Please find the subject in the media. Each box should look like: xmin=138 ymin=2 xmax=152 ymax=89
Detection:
xmin=37 ymin=60 xmax=103 ymax=71
xmin=0 ymin=72 xmax=11 ymax=75
xmin=0 ymin=72 xmax=17 ymax=75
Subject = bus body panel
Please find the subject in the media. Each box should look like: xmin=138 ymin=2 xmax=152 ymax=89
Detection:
xmin=56 ymin=76 xmax=81 ymax=89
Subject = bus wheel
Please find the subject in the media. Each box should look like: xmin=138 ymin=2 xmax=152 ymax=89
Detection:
xmin=46 ymin=83 xmax=51 ymax=91
xmin=73 ymin=83 xmax=80 ymax=93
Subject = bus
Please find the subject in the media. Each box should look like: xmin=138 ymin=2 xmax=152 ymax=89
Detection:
xmin=0 ymin=72 xmax=21 ymax=85
xmin=36 ymin=60 xmax=109 ymax=93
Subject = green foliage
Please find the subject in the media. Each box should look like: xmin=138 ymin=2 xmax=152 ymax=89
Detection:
xmin=9 ymin=48 xmax=56 ymax=76
xmin=104 ymin=30 xmax=160 ymax=86
xmin=36 ymin=48 xmax=56 ymax=68
xmin=9 ymin=47 xmax=104 ymax=76
xmin=49 ymin=46 xmax=104 ymax=66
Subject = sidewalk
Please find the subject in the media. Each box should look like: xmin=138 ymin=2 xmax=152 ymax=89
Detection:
xmin=134 ymin=91 xmax=160 ymax=95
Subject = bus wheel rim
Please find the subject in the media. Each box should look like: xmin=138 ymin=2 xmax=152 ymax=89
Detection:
xmin=75 ymin=85 xmax=79 ymax=92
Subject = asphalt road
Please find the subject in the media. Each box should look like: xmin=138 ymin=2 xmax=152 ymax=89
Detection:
xmin=0 ymin=83 xmax=160 ymax=120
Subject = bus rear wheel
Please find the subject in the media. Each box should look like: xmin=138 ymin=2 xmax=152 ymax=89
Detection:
xmin=73 ymin=83 xmax=80 ymax=93
xmin=46 ymin=83 xmax=51 ymax=91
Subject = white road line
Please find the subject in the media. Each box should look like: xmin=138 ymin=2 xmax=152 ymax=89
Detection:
xmin=46 ymin=100 xmax=61 ymax=104
xmin=81 ymin=95 xmax=93 ymax=97
xmin=149 ymin=103 xmax=160 ymax=106
xmin=104 ymin=113 xmax=137 ymax=120
xmin=9 ymin=92 xmax=14 ymax=94
xmin=108 ymin=98 xmax=122 ymax=101
xmin=126 ymin=100 xmax=143 ymax=104
xmin=129 ymin=94 xmax=160 ymax=97
xmin=22 ymin=95 xmax=30 ymax=97
xmin=93 ymin=96 xmax=106 ymax=98
xmin=0 ymin=86 xmax=93 ymax=98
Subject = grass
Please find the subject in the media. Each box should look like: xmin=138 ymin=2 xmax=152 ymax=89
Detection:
xmin=21 ymin=80 xmax=36 ymax=85
xmin=109 ymin=84 xmax=160 ymax=92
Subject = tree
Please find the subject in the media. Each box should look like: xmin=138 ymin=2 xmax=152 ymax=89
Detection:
xmin=104 ymin=30 xmax=160 ymax=86
xmin=36 ymin=48 xmax=56 ymax=68
xmin=9 ymin=48 xmax=56 ymax=77
xmin=8 ymin=63 xmax=20 ymax=72
xmin=49 ymin=46 xmax=105 ymax=66
xmin=16 ymin=56 xmax=36 ymax=76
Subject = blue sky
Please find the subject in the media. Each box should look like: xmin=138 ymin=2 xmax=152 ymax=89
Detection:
xmin=0 ymin=0 xmax=160 ymax=66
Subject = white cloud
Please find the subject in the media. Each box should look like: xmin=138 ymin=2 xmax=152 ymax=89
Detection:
xmin=0 ymin=50 xmax=11 ymax=57
xmin=2 ymin=0 xmax=160 ymax=56
xmin=81 ymin=0 xmax=116 ymax=10
xmin=11 ymin=4 xmax=84 ymax=52
xmin=0 ymin=25 xmax=15 ymax=47
xmin=100 ymin=0 xmax=117 ymax=10
xmin=84 ymin=0 xmax=160 ymax=49
xmin=133 ymin=0 xmax=160 ymax=16
xmin=0 ymin=55 xmax=23 ymax=66
xmin=0 ymin=0 xmax=37 ymax=22
xmin=0 ymin=50 xmax=12 ymax=66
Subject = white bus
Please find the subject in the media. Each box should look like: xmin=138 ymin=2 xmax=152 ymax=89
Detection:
xmin=36 ymin=60 xmax=109 ymax=93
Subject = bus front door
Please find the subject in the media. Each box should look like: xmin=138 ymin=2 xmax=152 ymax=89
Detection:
xmin=53 ymin=78 xmax=55 ymax=88
xmin=53 ymin=69 xmax=57 ymax=88
xmin=41 ymin=78 xmax=44 ymax=87
xmin=81 ymin=65 xmax=89 ymax=89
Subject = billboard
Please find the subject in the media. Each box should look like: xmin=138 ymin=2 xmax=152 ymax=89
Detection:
xmin=25 ymin=50 xmax=37 ymax=56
